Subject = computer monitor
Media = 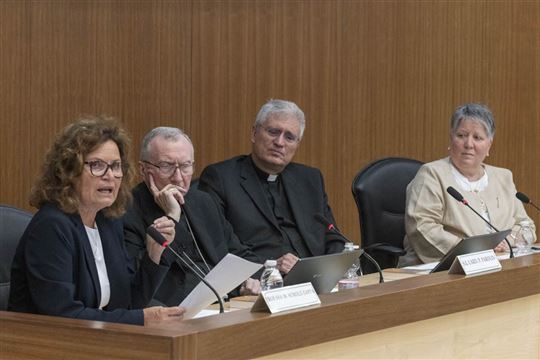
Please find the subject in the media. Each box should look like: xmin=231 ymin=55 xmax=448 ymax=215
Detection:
xmin=430 ymin=229 xmax=511 ymax=273
xmin=284 ymin=250 xmax=363 ymax=293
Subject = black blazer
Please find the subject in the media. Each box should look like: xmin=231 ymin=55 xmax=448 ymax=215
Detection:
xmin=123 ymin=182 xmax=262 ymax=306
xmin=8 ymin=203 xmax=168 ymax=325
xmin=199 ymin=155 xmax=345 ymax=261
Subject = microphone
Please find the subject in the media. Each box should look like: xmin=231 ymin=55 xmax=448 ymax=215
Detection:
xmin=146 ymin=225 xmax=225 ymax=313
xmin=447 ymin=186 xmax=466 ymax=203
xmin=314 ymin=214 xmax=384 ymax=283
xmin=314 ymin=214 xmax=337 ymax=232
xmin=446 ymin=186 xmax=514 ymax=258
xmin=516 ymin=192 xmax=540 ymax=212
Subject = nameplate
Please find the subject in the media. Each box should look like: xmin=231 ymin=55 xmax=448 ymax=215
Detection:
xmin=250 ymin=283 xmax=321 ymax=314
xmin=448 ymin=249 xmax=502 ymax=275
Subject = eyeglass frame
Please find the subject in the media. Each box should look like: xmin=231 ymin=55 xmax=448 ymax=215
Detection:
xmin=142 ymin=160 xmax=195 ymax=176
xmin=260 ymin=126 xmax=301 ymax=144
xmin=84 ymin=160 xmax=124 ymax=178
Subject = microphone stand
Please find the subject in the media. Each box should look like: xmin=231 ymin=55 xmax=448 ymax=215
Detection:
xmin=516 ymin=192 xmax=540 ymax=212
xmin=463 ymin=202 xmax=514 ymax=258
xmin=361 ymin=251 xmax=384 ymax=284
xmin=147 ymin=226 xmax=224 ymax=313
xmin=164 ymin=245 xmax=224 ymax=313
xmin=314 ymin=214 xmax=384 ymax=283
xmin=447 ymin=187 xmax=514 ymax=258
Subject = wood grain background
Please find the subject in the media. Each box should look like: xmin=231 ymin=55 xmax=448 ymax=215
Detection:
xmin=1 ymin=0 xmax=538 ymax=243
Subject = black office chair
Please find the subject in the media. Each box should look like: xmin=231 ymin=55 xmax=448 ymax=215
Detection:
xmin=0 ymin=204 xmax=32 ymax=310
xmin=352 ymin=158 xmax=423 ymax=273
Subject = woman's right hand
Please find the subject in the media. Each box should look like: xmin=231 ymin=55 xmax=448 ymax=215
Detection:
xmin=494 ymin=240 xmax=509 ymax=252
xmin=143 ymin=306 xmax=185 ymax=325
xmin=146 ymin=216 xmax=176 ymax=264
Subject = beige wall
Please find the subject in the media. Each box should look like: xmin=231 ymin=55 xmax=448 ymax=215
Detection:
xmin=1 ymin=0 xmax=539 ymax=242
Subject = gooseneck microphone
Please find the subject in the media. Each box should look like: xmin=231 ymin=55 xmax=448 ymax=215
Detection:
xmin=314 ymin=214 xmax=384 ymax=283
xmin=446 ymin=186 xmax=514 ymax=258
xmin=146 ymin=225 xmax=225 ymax=313
xmin=516 ymin=192 xmax=540 ymax=212
xmin=446 ymin=186 xmax=466 ymax=203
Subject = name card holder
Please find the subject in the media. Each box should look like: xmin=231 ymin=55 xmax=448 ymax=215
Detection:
xmin=448 ymin=249 xmax=502 ymax=275
xmin=251 ymin=283 xmax=321 ymax=314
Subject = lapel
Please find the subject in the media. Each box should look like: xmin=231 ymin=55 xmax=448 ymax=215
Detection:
xmin=181 ymin=195 xmax=220 ymax=264
xmin=281 ymin=166 xmax=315 ymax=251
xmin=97 ymin=214 xmax=125 ymax=307
xmin=239 ymin=158 xmax=280 ymax=230
xmin=281 ymin=166 xmax=304 ymax=224
xmin=72 ymin=212 xmax=101 ymax=306
xmin=475 ymin=165 xmax=504 ymax=232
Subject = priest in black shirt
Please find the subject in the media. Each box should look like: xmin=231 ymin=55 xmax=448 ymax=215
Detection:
xmin=199 ymin=99 xmax=345 ymax=274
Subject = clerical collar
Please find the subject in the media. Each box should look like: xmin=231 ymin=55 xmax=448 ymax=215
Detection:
xmin=250 ymin=157 xmax=279 ymax=182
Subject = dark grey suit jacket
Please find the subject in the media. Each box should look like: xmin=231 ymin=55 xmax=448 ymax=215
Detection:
xmin=123 ymin=182 xmax=262 ymax=306
xmin=199 ymin=155 xmax=345 ymax=261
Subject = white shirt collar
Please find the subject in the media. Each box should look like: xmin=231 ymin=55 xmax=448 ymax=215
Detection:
xmin=451 ymin=164 xmax=489 ymax=193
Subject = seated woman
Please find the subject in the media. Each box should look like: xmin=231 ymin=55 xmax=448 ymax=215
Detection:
xmin=399 ymin=103 xmax=536 ymax=266
xmin=8 ymin=115 xmax=184 ymax=325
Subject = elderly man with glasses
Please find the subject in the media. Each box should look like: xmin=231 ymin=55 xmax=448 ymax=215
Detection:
xmin=199 ymin=99 xmax=345 ymax=274
xmin=123 ymin=127 xmax=262 ymax=306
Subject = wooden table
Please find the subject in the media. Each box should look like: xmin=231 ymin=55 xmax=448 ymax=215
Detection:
xmin=1 ymin=254 xmax=539 ymax=359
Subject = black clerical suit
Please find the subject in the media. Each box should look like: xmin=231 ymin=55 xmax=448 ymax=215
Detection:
xmin=123 ymin=182 xmax=261 ymax=306
xmin=199 ymin=155 xmax=345 ymax=261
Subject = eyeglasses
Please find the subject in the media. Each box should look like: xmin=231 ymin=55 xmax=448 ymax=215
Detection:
xmin=142 ymin=160 xmax=195 ymax=176
xmin=262 ymin=126 xmax=300 ymax=144
xmin=84 ymin=160 xmax=123 ymax=178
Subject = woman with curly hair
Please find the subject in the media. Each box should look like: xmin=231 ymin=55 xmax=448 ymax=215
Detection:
xmin=9 ymin=115 xmax=184 ymax=325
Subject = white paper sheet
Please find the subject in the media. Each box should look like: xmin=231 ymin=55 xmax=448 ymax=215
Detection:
xmin=192 ymin=309 xmax=221 ymax=319
xmin=179 ymin=253 xmax=262 ymax=319
xmin=402 ymin=262 xmax=437 ymax=272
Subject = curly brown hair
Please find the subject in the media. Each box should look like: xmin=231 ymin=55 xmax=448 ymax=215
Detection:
xmin=29 ymin=115 xmax=134 ymax=218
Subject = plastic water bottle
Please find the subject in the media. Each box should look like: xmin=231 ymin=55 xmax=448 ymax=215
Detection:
xmin=260 ymin=260 xmax=284 ymax=291
xmin=338 ymin=242 xmax=361 ymax=291
xmin=515 ymin=221 xmax=535 ymax=255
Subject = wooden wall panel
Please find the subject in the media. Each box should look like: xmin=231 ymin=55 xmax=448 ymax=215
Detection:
xmin=1 ymin=0 xmax=538 ymax=244
xmin=190 ymin=0 xmax=256 ymax=165
xmin=0 ymin=0 xmax=192 ymax=211
xmin=0 ymin=1 xmax=30 ymax=208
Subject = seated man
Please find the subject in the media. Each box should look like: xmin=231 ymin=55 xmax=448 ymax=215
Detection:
xmin=123 ymin=127 xmax=261 ymax=306
xmin=199 ymin=99 xmax=345 ymax=274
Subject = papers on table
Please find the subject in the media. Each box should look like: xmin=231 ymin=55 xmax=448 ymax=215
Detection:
xmin=192 ymin=309 xmax=221 ymax=319
xmin=402 ymin=262 xmax=437 ymax=273
xmin=180 ymin=253 xmax=262 ymax=319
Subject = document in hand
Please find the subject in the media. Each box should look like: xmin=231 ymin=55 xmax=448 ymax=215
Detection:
xmin=179 ymin=254 xmax=263 ymax=319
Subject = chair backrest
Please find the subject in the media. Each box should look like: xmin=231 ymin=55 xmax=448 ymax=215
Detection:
xmin=352 ymin=158 xmax=423 ymax=270
xmin=0 ymin=204 xmax=32 ymax=310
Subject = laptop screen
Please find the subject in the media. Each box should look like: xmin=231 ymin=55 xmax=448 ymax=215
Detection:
xmin=284 ymin=250 xmax=363 ymax=293
xmin=430 ymin=229 xmax=511 ymax=273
